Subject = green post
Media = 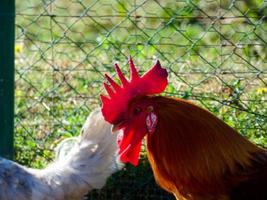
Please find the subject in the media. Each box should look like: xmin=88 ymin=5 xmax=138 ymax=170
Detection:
xmin=0 ymin=0 xmax=15 ymax=159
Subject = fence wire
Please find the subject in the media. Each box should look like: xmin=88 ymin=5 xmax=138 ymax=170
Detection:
xmin=15 ymin=0 xmax=266 ymax=199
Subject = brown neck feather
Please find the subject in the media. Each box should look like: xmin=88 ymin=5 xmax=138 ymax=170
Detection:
xmin=146 ymin=96 xmax=263 ymax=198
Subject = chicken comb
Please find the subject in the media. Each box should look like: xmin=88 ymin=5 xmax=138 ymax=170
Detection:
xmin=100 ymin=57 xmax=168 ymax=123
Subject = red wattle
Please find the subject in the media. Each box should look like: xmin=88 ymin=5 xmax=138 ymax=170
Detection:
xmin=119 ymin=141 xmax=142 ymax=166
xmin=117 ymin=128 xmax=143 ymax=166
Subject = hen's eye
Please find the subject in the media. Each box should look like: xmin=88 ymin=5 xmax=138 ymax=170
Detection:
xmin=133 ymin=107 xmax=142 ymax=115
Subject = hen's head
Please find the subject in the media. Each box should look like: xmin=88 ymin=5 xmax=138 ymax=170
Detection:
xmin=100 ymin=57 xmax=168 ymax=166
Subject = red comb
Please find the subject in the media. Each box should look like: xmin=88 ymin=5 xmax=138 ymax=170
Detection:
xmin=100 ymin=57 xmax=168 ymax=123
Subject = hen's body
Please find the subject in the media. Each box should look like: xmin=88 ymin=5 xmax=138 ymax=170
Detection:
xmin=0 ymin=109 xmax=120 ymax=200
xmin=144 ymin=96 xmax=267 ymax=200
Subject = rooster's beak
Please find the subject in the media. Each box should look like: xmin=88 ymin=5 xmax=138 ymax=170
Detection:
xmin=112 ymin=121 xmax=126 ymax=132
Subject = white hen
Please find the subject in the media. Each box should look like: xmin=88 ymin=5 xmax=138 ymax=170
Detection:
xmin=0 ymin=108 xmax=120 ymax=200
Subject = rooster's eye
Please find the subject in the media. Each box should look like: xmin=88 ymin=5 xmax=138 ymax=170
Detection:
xmin=133 ymin=107 xmax=142 ymax=115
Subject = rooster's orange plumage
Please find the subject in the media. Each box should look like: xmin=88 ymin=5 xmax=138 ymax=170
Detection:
xmin=100 ymin=58 xmax=267 ymax=200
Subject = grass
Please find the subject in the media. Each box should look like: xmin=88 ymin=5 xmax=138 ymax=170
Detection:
xmin=14 ymin=0 xmax=267 ymax=199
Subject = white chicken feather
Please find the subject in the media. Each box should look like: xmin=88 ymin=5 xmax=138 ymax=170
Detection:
xmin=0 ymin=108 xmax=121 ymax=200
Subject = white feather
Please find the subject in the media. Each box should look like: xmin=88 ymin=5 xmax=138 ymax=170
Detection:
xmin=0 ymin=108 xmax=121 ymax=200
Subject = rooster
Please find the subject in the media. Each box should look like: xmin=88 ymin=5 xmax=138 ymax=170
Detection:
xmin=100 ymin=57 xmax=267 ymax=200
xmin=0 ymin=108 xmax=120 ymax=200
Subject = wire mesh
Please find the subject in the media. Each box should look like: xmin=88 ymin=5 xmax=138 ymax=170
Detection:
xmin=15 ymin=0 xmax=266 ymax=199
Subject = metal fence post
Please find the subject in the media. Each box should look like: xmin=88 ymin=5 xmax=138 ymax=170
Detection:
xmin=0 ymin=0 xmax=15 ymax=159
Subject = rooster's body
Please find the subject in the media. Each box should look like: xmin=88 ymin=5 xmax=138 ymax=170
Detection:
xmin=100 ymin=58 xmax=267 ymax=200
xmin=145 ymin=96 xmax=267 ymax=200
xmin=0 ymin=109 xmax=120 ymax=200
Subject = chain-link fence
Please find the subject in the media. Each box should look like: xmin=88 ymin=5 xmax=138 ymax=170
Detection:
xmin=15 ymin=0 xmax=266 ymax=199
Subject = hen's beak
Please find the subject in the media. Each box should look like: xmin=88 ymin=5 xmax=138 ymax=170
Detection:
xmin=112 ymin=121 xmax=126 ymax=132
